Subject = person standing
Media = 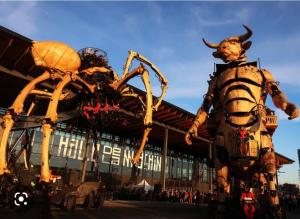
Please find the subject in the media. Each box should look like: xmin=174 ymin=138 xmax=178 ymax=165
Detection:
xmin=240 ymin=186 xmax=256 ymax=219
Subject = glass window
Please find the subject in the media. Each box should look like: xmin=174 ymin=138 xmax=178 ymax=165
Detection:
xmin=202 ymin=163 xmax=208 ymax=183
xmin=212 ymin=168 xmax=216 ymax=181
xmin=169 ymin=157 xmax=176 ymax=179
xmin=121 ymin=145 xmax=132 ymax=176
xmin=188 ymin=159 xmax=193 ymax=180
xmin=182 ymin=157 xmax=188 ymax=179
xmin=24 ymin=127 xmax=204 ymax=185
xmin=152 ymin=149 xmax=161 ymax=180
xmin=177 ymin=157 xmax=182 ymax=179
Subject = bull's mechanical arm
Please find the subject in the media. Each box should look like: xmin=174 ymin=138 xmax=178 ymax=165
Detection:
xmin=0 ymin=41 xmax=167 ymax=183
xmin=185 ymin=25 xmax=299 ymax=217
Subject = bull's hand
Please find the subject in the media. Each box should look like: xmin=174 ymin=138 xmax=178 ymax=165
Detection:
xmin=284 ymin=102 xmax=299 ymax=120
xmin=185 ymin=123 xmax=198 ymax=145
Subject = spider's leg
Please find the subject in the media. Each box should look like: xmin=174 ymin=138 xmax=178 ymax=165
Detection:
xmin=40 ymin=74 xmax=72 ymax=182
xmin=10 ymin=71 xmax=52 ymax=115
xmin=110 ymin=64 xmax=145 ymax=90
xmin=0 ymin=71 xmax=51 ymax=175
xmin=73 ymin=75 xmax=96 ymax=93
xmin=131 ymin=69 xmax=153 ymax=165
xmin=121 ymin=50 xmax=168 ymax=111
xmin=120 ymin=87 xmax=146 ymax=111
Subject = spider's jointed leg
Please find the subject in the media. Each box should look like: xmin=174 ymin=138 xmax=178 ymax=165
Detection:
xmin=40 ymin=74 xmax=72 ymax=182
xmin=131 ymin=69 xmax=153 ymax=165
xmin=0 ymin=71 xmax=51 ymax=175
xmin=111 ymin=62 xmax=154 ymax=165
xmin=114 ymin=51 xmax=167 ymax=165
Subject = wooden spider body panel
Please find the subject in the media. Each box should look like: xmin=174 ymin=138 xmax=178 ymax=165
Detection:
xmin=32 ymin=41 xmax=81 ymax=72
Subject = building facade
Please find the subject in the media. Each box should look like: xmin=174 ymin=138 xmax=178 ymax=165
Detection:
xmin=10 ymin=127 xmax=212 ymax=191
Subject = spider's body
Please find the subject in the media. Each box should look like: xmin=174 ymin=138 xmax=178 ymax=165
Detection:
xmin=0 ymin=41 xmax=167 ymax=183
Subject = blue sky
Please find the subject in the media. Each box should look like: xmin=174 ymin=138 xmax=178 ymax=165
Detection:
xmin=1 ymin=1 xmax=300 ymax=185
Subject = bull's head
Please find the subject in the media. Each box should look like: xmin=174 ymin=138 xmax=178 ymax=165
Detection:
xmin=202 ymin=25 xmax=253 ymax=63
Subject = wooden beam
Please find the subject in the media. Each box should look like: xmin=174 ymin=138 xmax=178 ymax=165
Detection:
xmin=168 ymin=116 xmax=191 ymax=125
xmin=0 ymin=38 xmax=13 ymax=59
xmin=12 ymin=46 xmax=30 ymax=68
xmin=128 ymin=103 xmax=141 ymax=111
xmin=176 ymin=119 xmax=193 ymax=127
xmin=156 ymin=104 xmax=166 ymax=111
xmin=122 ymin=99 xmax=137 ymax=108
xmin=163 ymin=113 xmax=183 ymax=123
xmin=153 ymin=108 xmax=172 ymax=117
xmin=156 ymin=111 xmax=178 ymax=120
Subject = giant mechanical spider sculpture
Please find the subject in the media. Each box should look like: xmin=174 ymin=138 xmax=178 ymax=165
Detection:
xmin=185 ymin=25 xmax=299 ymax=218
xmin=0 ymin=41 xmax=167 ymax=183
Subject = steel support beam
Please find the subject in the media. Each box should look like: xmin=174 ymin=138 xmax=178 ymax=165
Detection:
xmin=81 ymin=130 xmax=90 ymax=183
xmin=0 ymin=38 xmax=13 ymax=59
xmin=160 ymin=127 xmax=168 ymax=191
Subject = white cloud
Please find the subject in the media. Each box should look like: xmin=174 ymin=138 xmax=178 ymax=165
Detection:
xmin=153 ymin=47 xmax=174 ymax=60
xmin=0 ymin=2 xmax=38 ymax=38
xmin=191 ymin=6 xmax=251 ymax=27
xmin=236 ymin=8 xmax=251 ymax=21
xmin=146 ymin=2 xmax=163 ymax=25
xmin=122 ymin=14 xmax=139 ymax=34
xmin=161 ymin=56 xmax=213 ymax=100
xmin=255 ymin=32 xmax=300 ymax=55
xmin=268 ymin=64 xmax=300 ymax=87
xmin=251 ymin=33 xmax=300 ymax=87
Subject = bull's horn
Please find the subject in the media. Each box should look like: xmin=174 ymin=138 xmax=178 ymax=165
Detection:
xmin=202 ymin=38 xmax=219 ymax=49
xmin=238 ymin=25 xmax=253 ymax=42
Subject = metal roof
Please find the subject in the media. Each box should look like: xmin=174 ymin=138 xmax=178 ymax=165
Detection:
xmin=276 ymin=153 xmax=294 ymax=166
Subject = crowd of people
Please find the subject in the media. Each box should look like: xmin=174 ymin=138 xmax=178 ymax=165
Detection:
xmin=115 ymin=186 xmax=212 ymax=205
xmin=280 ymin=194 xmax=300 ymax=212
xmin=113 ymin=186 xmax=300 ymax=219
xmin=159 ymin=189 xmax=212 ymax=205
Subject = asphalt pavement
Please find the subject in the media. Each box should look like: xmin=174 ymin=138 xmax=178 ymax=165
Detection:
xmin=0 ymin=200 xmax=208 ymax=219
xmin=0 ymin=200 xmax=299 ymax=219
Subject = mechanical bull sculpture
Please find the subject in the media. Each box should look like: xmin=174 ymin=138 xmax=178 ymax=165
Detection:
xmin=185 ymin=25 xmax=299 ymax=218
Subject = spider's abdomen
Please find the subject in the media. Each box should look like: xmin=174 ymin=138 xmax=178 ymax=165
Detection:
xmin=32 ymin=41 xmax=81 ymax=72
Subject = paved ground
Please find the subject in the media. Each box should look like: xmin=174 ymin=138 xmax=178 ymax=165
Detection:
xmin=0 ymin=200 xmax=208 ymax=219
xmin=0 ymin=200 xmax=299 ymax=219
xmin=286 ymin=208 xmax=300 ymax=219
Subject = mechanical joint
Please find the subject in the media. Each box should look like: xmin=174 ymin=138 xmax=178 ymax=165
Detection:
xmin=42 ymin=118 xmax=55 ymax=126
xmin=144 ymin=123 xmax=153 ymax=129
xmin=270 ymin=190 xmax=277 ymax=197
xmin=267 ymin=173 xmax=275 ymax=181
